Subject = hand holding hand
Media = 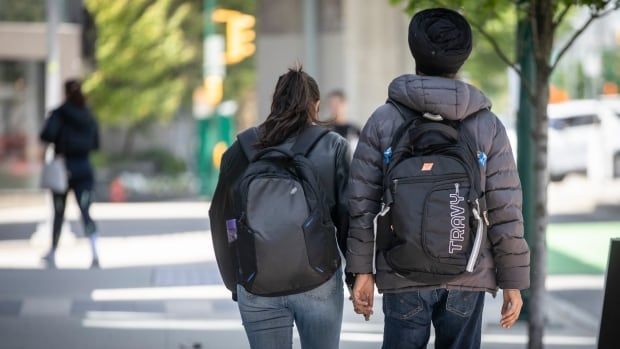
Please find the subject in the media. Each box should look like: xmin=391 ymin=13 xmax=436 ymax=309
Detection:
xmin=352 ymin=273 xmax=375 ymax=321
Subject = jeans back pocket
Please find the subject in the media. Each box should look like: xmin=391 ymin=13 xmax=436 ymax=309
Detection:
xmin=446 ymin=290 xmax=480 ymax=317
xmin=383 ymin=291 xmax=423 ymax=320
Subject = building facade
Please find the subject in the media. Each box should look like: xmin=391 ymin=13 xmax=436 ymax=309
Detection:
xmin=257 ymin=0 xmax=413 ymax=125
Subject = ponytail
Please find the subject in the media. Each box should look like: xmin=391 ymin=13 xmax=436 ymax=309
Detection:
xmin=258 ymin=66 xmax=321 ymax=148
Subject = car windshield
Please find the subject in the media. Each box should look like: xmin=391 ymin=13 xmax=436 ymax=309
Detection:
xmin=549 ymin=114 xmax=600 ymax=129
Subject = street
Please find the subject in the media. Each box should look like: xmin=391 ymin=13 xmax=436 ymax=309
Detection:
xmin=0 ymin=175 xmax=617 ymax=348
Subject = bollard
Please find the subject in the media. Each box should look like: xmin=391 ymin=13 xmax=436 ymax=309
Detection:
xmin=598 ymin=238 xmax=620 ymax=349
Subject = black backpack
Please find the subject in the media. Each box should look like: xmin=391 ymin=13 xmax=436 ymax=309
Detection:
xmin=235 ymin=126 xmax=340 ymax=296
xmin=376 ymin=100 xmax=489 ymax=284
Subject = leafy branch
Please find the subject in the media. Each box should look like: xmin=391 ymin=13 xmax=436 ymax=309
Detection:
xmin=551 ymin=3 xmax=620 ymax=72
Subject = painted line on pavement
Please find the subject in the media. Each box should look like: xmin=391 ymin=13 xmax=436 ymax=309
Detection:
xmin=89 ymin=274 xmax=605 ymax=302
xmin=546 ymin=274 xmax=605 ymax=291
xmin=91 ymin=285 xmax=230 ymax=301
xmin=0 ymin=231 xmax=214 ymax=269
xmin=0 ymin=202 xmax=211 ymax=224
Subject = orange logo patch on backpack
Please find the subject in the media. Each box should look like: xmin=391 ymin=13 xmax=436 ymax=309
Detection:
xmin=421 ymin=162 xmax=434 ymax=171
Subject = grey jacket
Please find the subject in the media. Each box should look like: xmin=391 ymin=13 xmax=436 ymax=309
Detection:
xmin=346 ymin=75 xmax=530 ymax=293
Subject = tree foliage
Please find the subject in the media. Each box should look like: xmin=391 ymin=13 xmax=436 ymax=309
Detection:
xmin=83 ymin=0 xmax=197 ymax=128
xmin=84 ymin=0 xmax=256 ymax=131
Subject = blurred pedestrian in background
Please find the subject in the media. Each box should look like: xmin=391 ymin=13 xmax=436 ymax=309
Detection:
xmin=327 ymin=90 xmax=360 ymax=157
xmin=40 ymin=80 xmax=101 ymax=268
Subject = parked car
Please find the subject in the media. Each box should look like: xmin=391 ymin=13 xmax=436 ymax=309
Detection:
xmin=601 ymin=98 xmax=620 ymax=178
xmin=548 ymin=99 xmax=620 ymax=181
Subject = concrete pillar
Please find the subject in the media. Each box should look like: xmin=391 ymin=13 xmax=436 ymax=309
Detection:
xmin=257 ymin=0 xmax=411 ymax=125
xmin=342 ymin=0 xmax=412 ymax=124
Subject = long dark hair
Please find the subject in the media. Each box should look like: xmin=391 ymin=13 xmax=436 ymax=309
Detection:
xmin=64 ymin=79 xmax=86 ymax=107
xmin=258 ymin=66 xmax=321 ymax=148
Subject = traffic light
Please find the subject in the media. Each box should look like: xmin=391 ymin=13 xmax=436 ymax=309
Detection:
xmin=212 ymin=9 xmax=256 ymax=64
xmin=204 ymin=75 xmax=224 ymax=107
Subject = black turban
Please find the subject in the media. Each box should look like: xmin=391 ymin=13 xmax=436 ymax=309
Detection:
xmin=408 ymin=8 xmax=472 ymax=76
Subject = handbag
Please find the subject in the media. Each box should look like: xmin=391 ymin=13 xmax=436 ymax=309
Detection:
xmin=40 ymin=109 xmax=69 ymax=193
xmin=40 ymin=151 xmax=68 ymax=194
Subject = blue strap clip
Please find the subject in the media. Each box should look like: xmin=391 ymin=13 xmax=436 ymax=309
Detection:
xmin=383 ymin=147 xmax=393 ymax=164
xmin=477 ymin=151 xmax=487 ymax=167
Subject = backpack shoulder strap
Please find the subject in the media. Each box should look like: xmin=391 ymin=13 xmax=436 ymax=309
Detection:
xmin=386 ymin=99 xmax=423 ymax=153
xmin=237 ymin=127 xmax=260 ymax=161
xmin=386 ymin=98 xmax=421 ymax=121
xmin=291 ymin=125 xmax=330 ymax=156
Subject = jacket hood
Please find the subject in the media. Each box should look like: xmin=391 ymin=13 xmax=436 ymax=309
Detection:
xmin=388 ymin=74 xmax=491 ymax=121
xmin=57 ymin=102 xmax=95 ymax=128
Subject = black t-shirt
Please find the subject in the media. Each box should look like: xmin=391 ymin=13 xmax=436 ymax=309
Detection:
xmin=332 ymin=123 xmax=360 ymax=139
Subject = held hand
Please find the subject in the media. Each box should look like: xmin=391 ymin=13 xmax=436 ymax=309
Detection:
xmin=352 ymin=274 xmax=375 ymax=320
xmin=501 ymin=289 xmax=523 ymax=328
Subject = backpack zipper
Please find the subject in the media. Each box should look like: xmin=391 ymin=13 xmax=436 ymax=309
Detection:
xmin=393 ymin=174 xmax=467 ymax=189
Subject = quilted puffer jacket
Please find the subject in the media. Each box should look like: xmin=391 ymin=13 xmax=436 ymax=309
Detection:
xmin=346 ymin=74 xmax=530 ymax=293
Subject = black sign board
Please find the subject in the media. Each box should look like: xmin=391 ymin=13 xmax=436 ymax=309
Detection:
xmin=599 ymin=238 xmax=620 ymax=348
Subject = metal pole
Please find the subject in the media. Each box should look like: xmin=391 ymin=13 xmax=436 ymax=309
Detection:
xmin=43 ymin=0 xmax=66 ymax=260
xmin=198 ymin=0 xmax=215 ymax=196
xmin=303 ymin=0 xmax=318 ymax=76
xmin=204 ymin=0 xmax=216 ymax=49
xmin=45 ymin=0 xmax=62 ymax=112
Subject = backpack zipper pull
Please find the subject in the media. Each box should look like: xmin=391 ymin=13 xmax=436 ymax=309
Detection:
xmin=372 ymin=203 xmax=392 ymax=274
xmin=466 ymin=199 xmax=484 ymax=273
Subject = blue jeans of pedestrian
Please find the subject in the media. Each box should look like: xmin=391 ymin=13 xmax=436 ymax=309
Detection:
xmin=237 ymin=269 xmax=344 ymax=349
xmin=382 ymin=289 xmax=485 ymax=349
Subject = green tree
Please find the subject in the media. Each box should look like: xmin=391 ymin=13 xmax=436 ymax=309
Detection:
xmin=83 ymin=0 xmax=197 ymax=153
xmin=390 ymin=1 xmax=619 ymax=348
xmin=84 ymin=0 xmax=256 ymax=152
xmin=461 ymin=9 xmax=516 ymax=114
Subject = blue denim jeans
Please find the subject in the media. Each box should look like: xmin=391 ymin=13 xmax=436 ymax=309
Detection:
xmin=382 ymin=289 xmax=485 ymax=349
xmin=237 ymin=269 xmax=344 ymax=349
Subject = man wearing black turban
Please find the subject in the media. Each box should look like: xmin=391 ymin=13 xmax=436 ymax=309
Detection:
xmin=347 ymin=7 xmax=529 ymax=349
xmin=408 ymin=8 xmax=473 ymax=76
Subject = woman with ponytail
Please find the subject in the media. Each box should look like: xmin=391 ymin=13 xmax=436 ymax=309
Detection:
xmin=210 ymin=66 xmax=351 ymax=349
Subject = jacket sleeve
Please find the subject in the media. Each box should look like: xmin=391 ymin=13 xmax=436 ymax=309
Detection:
xmin=209 ymin=142 xmax=247 ymax=300
xmin=40 ymin=111 xmax=61 ymax=144
xmin=333 ymin=139 xmax=351 ymax=257
xmin=346 ymin=112 xmax=384 ymax=274
xmin=485 ymin=118 xmax=530 ymax=290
